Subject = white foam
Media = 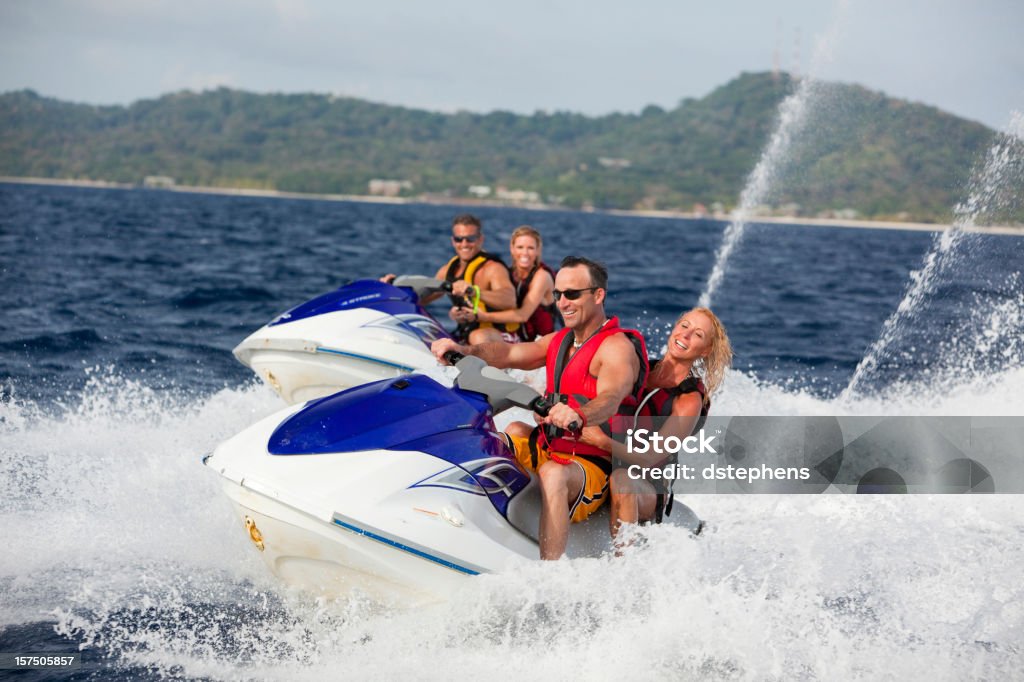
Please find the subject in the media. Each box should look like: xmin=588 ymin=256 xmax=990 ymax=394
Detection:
xmin=48 ymin=497 xmax=1024 ymax=680
xmin=1 ymin=372 xmax=283 ymax=625
xmin=715 ymin=364 xmax=1024 ymax=416
xmin=2 ymin=365 xmax=1022 ymax=678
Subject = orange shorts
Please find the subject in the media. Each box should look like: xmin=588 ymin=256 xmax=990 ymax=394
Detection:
xmin=505 ymin=428 xmax=611 ymax=523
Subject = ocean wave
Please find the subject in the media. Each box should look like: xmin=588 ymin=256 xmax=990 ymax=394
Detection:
xmin=0 ymin=328 xmax=104 ymax=354
xmin=173 ymin=286 xmax=277 ymax=309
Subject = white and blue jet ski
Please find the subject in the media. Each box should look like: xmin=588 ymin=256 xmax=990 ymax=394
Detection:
xmin=204 ymin=353 xmax=703 ymax=603
xmin=233 ymin=276 xmax=452 ymax=404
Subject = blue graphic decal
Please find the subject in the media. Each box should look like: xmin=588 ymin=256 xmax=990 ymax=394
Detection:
xmin=410 ymin=465 xmax=487 ymax=496
xmin=363 ymin=313 xmax=449 ymax=345
xmin=268 ymin=371 xmax=530 ymax=516
xmin=409 ymin=454 xmax=531 ymax=517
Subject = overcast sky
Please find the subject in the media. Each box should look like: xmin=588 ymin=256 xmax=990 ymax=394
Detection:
xmin=1 ymin=0 xmax=1022 ymax=130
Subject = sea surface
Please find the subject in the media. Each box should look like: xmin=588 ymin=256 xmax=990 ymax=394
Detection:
xmin=1 ymin=182 xmax=1022 ymax=679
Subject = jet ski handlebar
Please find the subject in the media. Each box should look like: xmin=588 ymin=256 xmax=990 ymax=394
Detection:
xmin=530 ymin=396 xmax=581 ymax=434
xmin=442 ymin=350 xmax=465 ymax=365
xmin=530 ymin=396 xmax=555 ymax=417
xmin=391 ymin=276 xmax=452 ymax=299
xmin=452 ymin=357 xmax=581 ymax=433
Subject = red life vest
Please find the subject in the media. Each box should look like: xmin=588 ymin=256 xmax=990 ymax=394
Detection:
xmin=629 ymin=360 xmax=711 ymax=524
xmin=635 ymin=359 xmax=710 ymax=433
xmin=543 ymin=317 xmax=649 ymax=457
xmin=512 ymin=262 xmax=561 ymax=341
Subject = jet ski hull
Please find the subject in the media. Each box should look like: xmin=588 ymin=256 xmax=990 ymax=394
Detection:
xmin=206 ymin=366 xmax=704 ymax=601
xmin=220 ymin=482 xmax=488 ymax=603
xmin=233 ymin=310 xmax=438 ymax=404
xmin=205 ymin=399 xmax=538 ymax=601
xmin=233 ymin=280 xmax=450 ymax=404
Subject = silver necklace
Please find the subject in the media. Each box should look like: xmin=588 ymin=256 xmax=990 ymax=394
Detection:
xmin=572 ymin=319 xmax=612 ymax=351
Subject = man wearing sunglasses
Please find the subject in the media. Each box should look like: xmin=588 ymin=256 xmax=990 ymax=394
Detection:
xmin=394 ymin=214 xmax=517 ymax=343
xmin=431 ymin=256 xmax=647 ymax=559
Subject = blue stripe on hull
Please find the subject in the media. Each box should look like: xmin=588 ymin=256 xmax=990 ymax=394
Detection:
xmin=316 ymin=347 xmax=415 ymax=372
xmin=332 ymin=518 xmax=481 ymax=576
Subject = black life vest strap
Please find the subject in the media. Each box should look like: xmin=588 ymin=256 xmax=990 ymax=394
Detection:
xmin=544 ymin=331 xmax=591 ymax=442
xmin=550 ymin=330 xmax=576 ymax=393
xmin=643 ymin=365 xmax=708 ymax=524
xmin=626 ymin=335 xmax=648 ymax=398
xmin=528 ymin=425 xmax=542 ymax=471
xmin=672 ymin=376 xmax=703 ymax=397
xmin=513 ymin=263 xmax=538 ymax=306
xmin=443 ymin=257 xmax=460 ymax=283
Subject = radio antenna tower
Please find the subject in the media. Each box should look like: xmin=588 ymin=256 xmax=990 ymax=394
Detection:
xmin=772 ymin=19 xmax=782 ymax=81
xmin=792 ymin=26 xmax=802 ymax=80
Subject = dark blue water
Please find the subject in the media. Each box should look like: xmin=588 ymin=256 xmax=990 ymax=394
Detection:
xmin=8 ymin=181 xmax=1020 ymax=405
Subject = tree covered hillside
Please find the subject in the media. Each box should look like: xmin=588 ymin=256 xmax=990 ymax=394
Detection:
xmin=0 ymin=72 xmax=1001 ymax=222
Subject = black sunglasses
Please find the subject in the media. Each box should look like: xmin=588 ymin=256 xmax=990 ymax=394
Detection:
xmin=452 ymin=234 xmax=480 ymax=243
xmin=553 ymin=287 xmax=599 ymax=301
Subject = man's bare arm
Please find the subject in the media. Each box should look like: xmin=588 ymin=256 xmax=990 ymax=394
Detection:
xmin=478 ymin=269 xmax=553 ymax=324
xmin=432 ymin=332 xmax=552 ymax=370
xmin=476 ymin=261 xmax=516 ymax=311
xmin=576 ymin=334 xmax=640 ymax=426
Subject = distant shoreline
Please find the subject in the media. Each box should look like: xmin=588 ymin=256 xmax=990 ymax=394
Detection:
xmin=3 ymin=175 xmax=1020 ymax=236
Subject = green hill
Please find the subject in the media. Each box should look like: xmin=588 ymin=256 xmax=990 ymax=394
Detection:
xmin=0 ymin=72 xmax=1001 ymax=222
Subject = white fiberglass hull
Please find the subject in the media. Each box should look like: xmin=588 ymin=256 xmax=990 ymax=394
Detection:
xmin=221 ymin=483 xmax=474 ymax=604
xmin=206 ymin=407 xmax=538 ymax=601
xmin=233 ymin=308 xmax=440 ymax=404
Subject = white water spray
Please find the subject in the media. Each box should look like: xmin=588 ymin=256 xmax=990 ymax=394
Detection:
xmin=699 ymin=6 xmax=846 ymax=307
xmin=841 ymin=112 xmax=1024 ymax=400
xmin=4 ymin=360 xmax=1024 ymax=678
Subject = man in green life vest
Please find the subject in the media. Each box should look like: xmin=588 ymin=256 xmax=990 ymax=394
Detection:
xmin=387 ymin=214 xmax=517 ymax=343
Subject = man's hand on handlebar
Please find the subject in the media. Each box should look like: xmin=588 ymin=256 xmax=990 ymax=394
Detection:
xmin=431 ymin=338 xmax=470 ymax=365
xmin=539 ymin=402 xmax=584 ymax=433
xmin=450 ymin=306 xmax=476 ymax=324
xmin=450 ymin=280 xmax=473 ymax=298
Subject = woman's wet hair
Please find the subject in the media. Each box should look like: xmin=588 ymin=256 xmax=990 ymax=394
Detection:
xmin=679 ymin=307 xmax=733 ymax=401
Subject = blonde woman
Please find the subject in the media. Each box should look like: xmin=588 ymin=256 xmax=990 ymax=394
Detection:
xmin=458 ymin=225 xmax=560 ymax=342
xmin=579 ymin=307 xmax=732 ymax=535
